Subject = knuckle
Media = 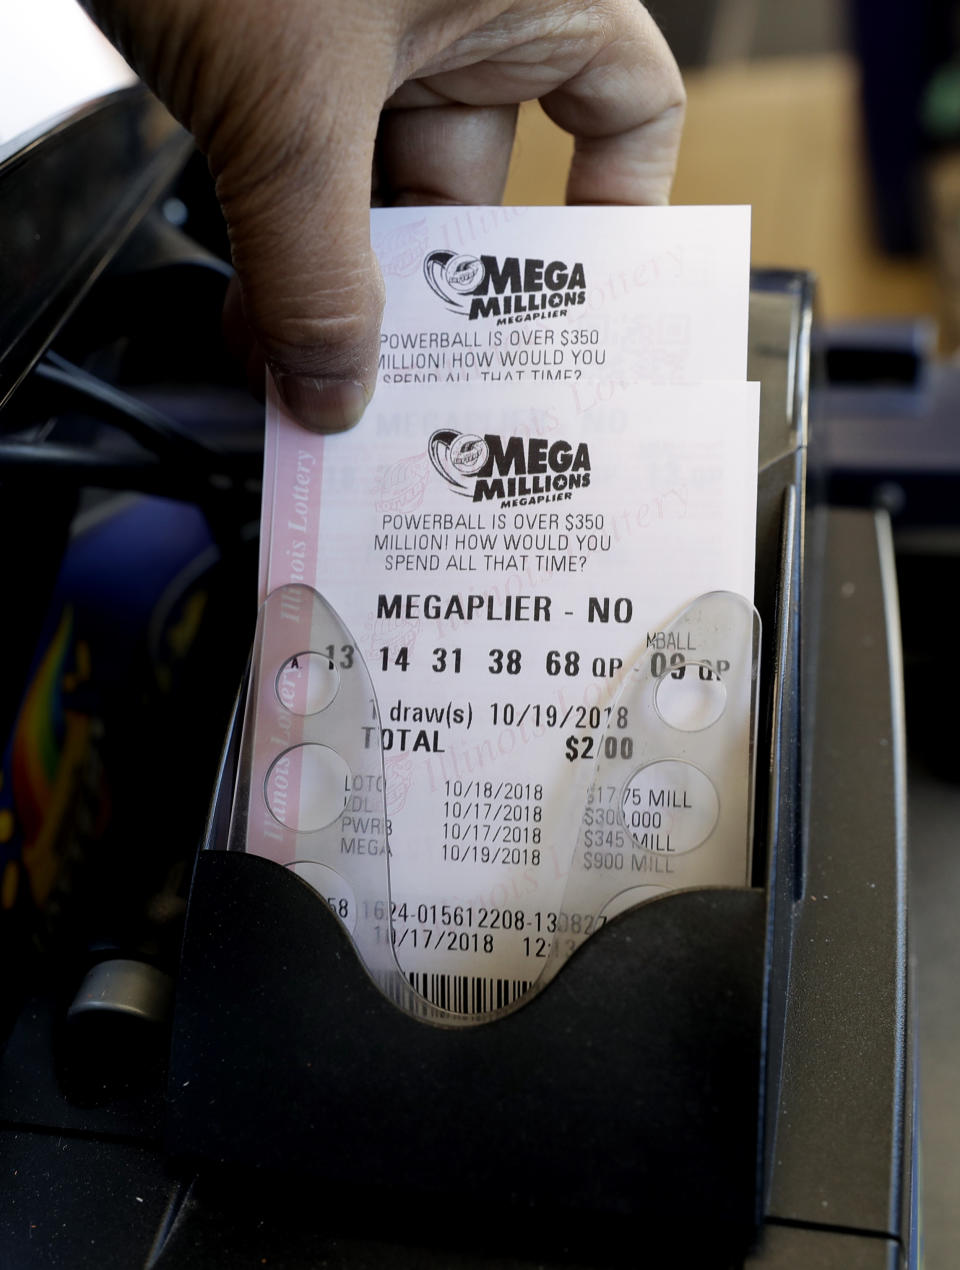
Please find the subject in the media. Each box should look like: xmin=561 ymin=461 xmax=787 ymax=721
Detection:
xmin=254 ymin=287 xmax=383 ymax=379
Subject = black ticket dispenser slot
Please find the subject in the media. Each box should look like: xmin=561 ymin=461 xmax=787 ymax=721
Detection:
xmin=170 ymin=855 xmax=765 ymax=1260
xmin=165 ymin=271 xmax=813 ymax=1266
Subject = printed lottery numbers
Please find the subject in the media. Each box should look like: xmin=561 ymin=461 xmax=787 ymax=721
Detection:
xmin=488 ymin=649 xmax=522 ymax=675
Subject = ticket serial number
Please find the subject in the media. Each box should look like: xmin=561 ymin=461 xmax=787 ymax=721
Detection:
xmin=360 ymin=900 xmax=606 ymax=936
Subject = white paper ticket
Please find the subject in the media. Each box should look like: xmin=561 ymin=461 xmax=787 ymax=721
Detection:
xmin=252 ymin=206 xmax=759 ymax=1010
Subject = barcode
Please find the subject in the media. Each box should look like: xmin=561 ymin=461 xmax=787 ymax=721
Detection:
xmin=406 ymin=972 xmax=531 ymax=1014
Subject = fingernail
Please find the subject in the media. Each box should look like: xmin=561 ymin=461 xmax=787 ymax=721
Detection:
xmin=274 ymin=374 xmax=369 ymax=432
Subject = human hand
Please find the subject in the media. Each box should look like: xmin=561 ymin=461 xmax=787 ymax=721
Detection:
xmin=81 ymin=0 xmax=684 ymax=429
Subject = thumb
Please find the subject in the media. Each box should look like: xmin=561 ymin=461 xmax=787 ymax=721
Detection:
xmin=213 ymin=87 xmax=386 ymax=431
xmin=80 ymin=0 xmax=390 ymax=431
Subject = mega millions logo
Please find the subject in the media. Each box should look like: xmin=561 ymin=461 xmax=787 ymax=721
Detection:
xmin=422 ymin=250 xmax=587 ymax=322
xmin=428 ymin=430 xmax=591 ymax=507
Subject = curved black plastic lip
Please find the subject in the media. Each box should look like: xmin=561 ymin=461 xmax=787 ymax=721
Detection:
xmin=0 ymin=86 xmax=191 ymax=414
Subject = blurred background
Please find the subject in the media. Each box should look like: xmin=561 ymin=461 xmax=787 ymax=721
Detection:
xmin=4 ymin=2 xmax=960 ymax=1266
xmin=506 ymin=0 xmax=954 ymax=332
